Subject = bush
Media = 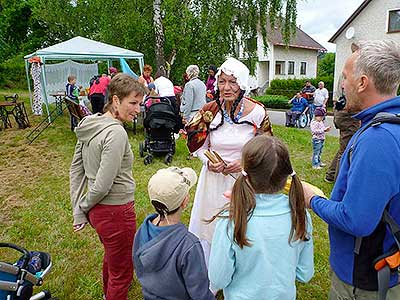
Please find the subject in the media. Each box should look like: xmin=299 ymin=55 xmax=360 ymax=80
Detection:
xmin=254 ymin=94 xmax=290 ymax=109
xmin=0 ymin=55 xmax=27 ymax=89
xmin=265 ymin=77 xmax=334 ymax=101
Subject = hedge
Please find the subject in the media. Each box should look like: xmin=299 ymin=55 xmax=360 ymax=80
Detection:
xmin=265 ymin=77 xmax=334 ymax=102
xmin=253 ymin=94 xmax=290 ymax=109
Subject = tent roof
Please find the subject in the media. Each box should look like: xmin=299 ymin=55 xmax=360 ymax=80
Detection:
xmin=24 ymin=36 xmax=143 ymax=60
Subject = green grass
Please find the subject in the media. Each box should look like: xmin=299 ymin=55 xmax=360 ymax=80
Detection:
xmin=0 ymin=92 xmax=338 ymax=299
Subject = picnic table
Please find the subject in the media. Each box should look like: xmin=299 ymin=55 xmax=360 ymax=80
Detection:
xmin=0 ymin=100 xmax=30 ymax=130
xmin=49 ymin=91 xmax=66 ymax=116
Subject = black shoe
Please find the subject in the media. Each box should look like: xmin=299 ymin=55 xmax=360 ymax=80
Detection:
xmin=324 ymin=177 xmax=334 ymax=183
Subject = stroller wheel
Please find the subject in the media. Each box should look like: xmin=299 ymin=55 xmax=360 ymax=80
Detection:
xmin=139 ymin=141 xmax=145 ymax=157
xmin=164 ymin=154 xmax=173 ymax=165
xmin=144 ymin=154 xmax=153 ymax=165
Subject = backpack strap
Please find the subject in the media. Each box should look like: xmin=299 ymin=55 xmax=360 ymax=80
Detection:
xmin=349 ymin=112 xmax=400 ymax=300
xmin=349 ymin=112 xmax=400 ymax=164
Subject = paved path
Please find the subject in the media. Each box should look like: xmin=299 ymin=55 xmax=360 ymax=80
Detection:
xmin=268 ymin=110 xmax=339 ymax=137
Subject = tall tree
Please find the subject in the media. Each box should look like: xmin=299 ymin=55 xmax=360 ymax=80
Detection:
xmin=26 ymin=0 xmax=297 ymax=83
xmin=318 ymin=52 xmax=335 ymax=77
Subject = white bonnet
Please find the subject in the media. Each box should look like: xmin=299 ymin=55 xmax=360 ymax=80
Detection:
xmin=215 ymin=57 xmax=249 ymax=91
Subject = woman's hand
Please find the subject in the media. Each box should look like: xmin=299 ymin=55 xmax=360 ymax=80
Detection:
xmin=73 ymin=223 xmax=87 ymax=232
xmin=208 ymin=161 xmax=225 ymax=173
xmin=224 ymin=160 xmax=241 ymax=174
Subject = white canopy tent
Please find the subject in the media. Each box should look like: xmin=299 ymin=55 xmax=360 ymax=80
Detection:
xmin=24 ymin=36 xmax=144 ymax=119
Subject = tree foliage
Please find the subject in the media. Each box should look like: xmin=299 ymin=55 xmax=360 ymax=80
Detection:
xmin=317 ymin=52 xmax=335 ymax=78
xmin=1 ymin=0 xmax=297 ymax=86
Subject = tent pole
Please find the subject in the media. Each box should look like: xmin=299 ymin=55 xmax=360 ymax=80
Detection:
xmin=139 ymin=57 xmax=144 ymax=74
xmin=25 ymin=59 xmax=33 ymax=111
xmin=40 ymin=57 xmax=51 ymax=123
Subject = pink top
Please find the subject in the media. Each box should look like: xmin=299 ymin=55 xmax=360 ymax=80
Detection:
xmin=89 ymin=76 xmax=110 ymax=96
xmin=310 ymin=119 xmax=328 ymax=140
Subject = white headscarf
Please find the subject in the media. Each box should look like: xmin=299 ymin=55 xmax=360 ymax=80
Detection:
xmin=215 ymin=57 xmax=249 ymax=91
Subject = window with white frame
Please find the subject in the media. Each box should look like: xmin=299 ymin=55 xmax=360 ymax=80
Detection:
xmin=288 ymin=61 xmax=295 ymax=75
xmin=388 ymin=9 xmax=400 ymax=33
xmin=275 ymin=61 xmax=285 ymax=75
xmin=300 ymin=62 xmax=307 ymax=75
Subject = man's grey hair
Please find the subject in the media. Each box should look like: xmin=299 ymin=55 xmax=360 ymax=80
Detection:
xmin=352 ymin=40 xmax=400 ymax=95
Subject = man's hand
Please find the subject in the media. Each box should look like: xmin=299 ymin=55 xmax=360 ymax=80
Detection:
xmin=302 ymin=183 xmax=316 ymax=209
xmin=325 ymin=126 xmax=331 ymax=132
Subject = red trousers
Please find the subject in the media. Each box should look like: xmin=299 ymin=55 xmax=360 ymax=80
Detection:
xmin=88 ymin=202 xmax=136 ymax=300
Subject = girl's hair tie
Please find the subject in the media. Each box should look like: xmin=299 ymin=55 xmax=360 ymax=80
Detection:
xmin=290 ymin=170 xmax=296 ymax=177
xmin=241 ymin=170 xmax=248 ymax=177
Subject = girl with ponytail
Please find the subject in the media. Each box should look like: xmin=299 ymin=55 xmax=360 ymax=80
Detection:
xmin=208 ymin=135 xmax=314 ymax=300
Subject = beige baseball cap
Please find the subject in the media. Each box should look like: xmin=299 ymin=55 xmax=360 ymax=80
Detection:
xmin=148 ymin=167 xmax=197 ymax=212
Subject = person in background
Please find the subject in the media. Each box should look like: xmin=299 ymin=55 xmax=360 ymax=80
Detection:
xmin=314 ymin=81 xmax=329 ymax=108
xmin=208 ymin=135 xmax=314 ymax=300
xmin=285 ymin=92 xmax=308 ymax=127
xmin=138 ymin=64 xmax=154 ymax=87
xmin=133 ymin=167 xmax=215 ymax=300
xmin=66 ymin=74 xmax=80 ymax=131
xmin=70 ymin=74 xmax=145 ymax=300
xmin=325 ymin=83 xmax=360 ymax=183
xmin=88 ymin=74 xmax=110 ymax=114
xmin=153 ymin=67 xmax=178 ymax=113
xmin=302 ymin=80 xmax=316 ymax=119
xmin=108 ymin=67 xmax=118 ymax=78
xmin=180 ymin=65 xmax=207 ymax=123
xmin=310 ymin=107 xmax=331 ymax=169
xmin=205 ymin=65 xmax=218 ymax=99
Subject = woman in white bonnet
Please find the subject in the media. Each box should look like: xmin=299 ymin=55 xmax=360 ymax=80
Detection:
xmin=188 ymin=57 xmax=272 ymax=265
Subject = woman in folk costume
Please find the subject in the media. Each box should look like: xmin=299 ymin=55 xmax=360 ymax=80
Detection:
xmin=187 ymin=57 xmax=273 ymax=264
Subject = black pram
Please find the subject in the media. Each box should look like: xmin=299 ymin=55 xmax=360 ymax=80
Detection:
xmin=140 ymin=96 xmax=183 ymax=165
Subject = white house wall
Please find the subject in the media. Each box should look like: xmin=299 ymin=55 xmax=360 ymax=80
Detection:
xmin=333 ymin=0 xmax=400 ymax=99
xmin=273 ymin=46 xmax=318 ymax=79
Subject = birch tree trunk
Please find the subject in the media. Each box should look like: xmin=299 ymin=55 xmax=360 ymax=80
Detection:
xmin=153 ymin=0 xmax=165 ymax=70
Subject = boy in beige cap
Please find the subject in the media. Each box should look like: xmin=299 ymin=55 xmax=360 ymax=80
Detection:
xmin=133 ymin=167 xmax=215 ymax=300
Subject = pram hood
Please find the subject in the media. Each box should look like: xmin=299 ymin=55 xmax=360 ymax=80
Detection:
xmin=144 ymin=102 xmax=179 ymax=130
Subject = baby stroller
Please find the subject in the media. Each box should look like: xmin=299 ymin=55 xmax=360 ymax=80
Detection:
xmin=139 ymin=96 xmax=183 ymax=165
xmin=0 ymin=243 xmax=55 ymax=300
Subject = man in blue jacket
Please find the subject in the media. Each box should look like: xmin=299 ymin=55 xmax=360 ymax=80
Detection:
xmin=285 ymin=92 xmax=308 ymax=127
xmin=303 ymin=40 xmax=400 ymax=299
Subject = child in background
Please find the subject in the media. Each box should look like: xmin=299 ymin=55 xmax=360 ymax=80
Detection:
xmin=133 ymin=167 xmax=215 ymax=300
xmin=66 ymin=75 xmax=80 ymax=130
xmin=310 ymin=107 xmax=331 ymax=169
xmin=208 ymin=135 xmax=314 ymax=300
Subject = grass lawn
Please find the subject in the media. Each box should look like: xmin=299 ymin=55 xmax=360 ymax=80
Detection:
xmin=0 ymin=92 xmax=338 ymax=299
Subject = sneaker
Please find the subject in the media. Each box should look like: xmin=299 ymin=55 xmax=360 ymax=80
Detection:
xmin=312 ymin=166 xmax=322 ymax=170
xmin=324 ymin=177 xmax=334 ymax=183
xmin=320 ymin=162 xmax=327 ymax=167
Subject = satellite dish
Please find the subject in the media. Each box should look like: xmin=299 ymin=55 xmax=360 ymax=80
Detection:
xmin=346 ymin=27 xmax=355 ymax=40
